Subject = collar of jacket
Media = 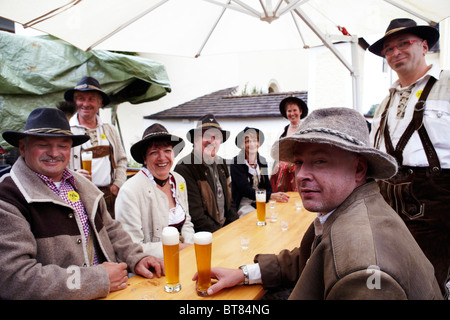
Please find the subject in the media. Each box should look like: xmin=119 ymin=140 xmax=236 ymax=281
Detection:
xmin=319 ymin=180 xmax=380 ymax=236
xmin=10 ymin=157 xmax=104 ymax=218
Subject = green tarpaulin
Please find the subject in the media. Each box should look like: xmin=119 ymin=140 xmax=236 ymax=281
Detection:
xmin=0 ymin=31 xmax=171 ymax=151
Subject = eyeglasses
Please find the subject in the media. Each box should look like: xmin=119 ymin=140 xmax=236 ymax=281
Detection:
xmin=381 ymin=39 xmax=422 ymax=57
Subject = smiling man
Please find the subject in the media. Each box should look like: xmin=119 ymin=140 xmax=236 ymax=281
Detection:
xmin=175 ymin=114 xmax=238 ymax=232
xmin=196 ymin=108 xmax=442 ymax=300
xmin=65 ymin=76 xmax=128 ymax=218
xmin=0 ymin=108 xmax=164 ymax=299
xmin=369 ymin=18 xmax=450 ymax=297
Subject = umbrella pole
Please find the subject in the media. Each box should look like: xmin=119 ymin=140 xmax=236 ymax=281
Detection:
xmin=195 ymin=0 xmax=230 ymax=58
xmin=292 ymin=6 xmax=362 ymax=111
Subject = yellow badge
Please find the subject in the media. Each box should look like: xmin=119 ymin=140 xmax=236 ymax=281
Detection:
xmin=416 ymin=89 xmax=423 ymax=98
xmin=101 ymin=134 xmax=107 ymax=140
xmin=67 ymin=191 xmax=80 ymax=202
xmin=179 ymin=183 xmax=185 ymax=192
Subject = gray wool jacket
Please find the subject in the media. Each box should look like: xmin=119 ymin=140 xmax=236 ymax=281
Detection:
xmin=0 ymin=157 xmax=147 ymax=300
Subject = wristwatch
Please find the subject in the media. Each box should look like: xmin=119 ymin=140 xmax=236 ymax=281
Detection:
xmin=239 ymin=265 xmax=249 ymax=285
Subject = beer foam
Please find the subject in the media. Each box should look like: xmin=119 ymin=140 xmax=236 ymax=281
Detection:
xmin=194 ymin=231 xmax=212 ymax=245
xmin=162 ymin=226 xmax=179 ymax=245
xmin=81 ymin=152 xmax=92 ymax=161
xmin=255 ymin=192 xmax=266 ymax=202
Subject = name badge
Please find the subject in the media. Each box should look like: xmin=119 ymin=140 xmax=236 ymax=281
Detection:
xmin=67 ymin=190 xmax=80 ymax=202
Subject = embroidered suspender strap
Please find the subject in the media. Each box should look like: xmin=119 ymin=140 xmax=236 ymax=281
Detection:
xmin=382 ymin=76 xmax=438 ymax=168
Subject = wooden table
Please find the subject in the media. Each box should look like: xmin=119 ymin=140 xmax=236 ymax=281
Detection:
xmin=101 ymin=192 xmax=315 ymax=300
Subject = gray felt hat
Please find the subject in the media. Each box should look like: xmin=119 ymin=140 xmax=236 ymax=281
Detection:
xmin=271 ymin=107 xmax=397 ymax=180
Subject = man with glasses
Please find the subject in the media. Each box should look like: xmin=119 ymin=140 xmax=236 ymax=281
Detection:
xmin=369 ymin=18 xmax=450 ymax=298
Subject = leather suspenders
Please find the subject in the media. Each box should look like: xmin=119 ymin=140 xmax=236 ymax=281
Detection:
xmin=376 ymin=76 xmax=439 ymax=172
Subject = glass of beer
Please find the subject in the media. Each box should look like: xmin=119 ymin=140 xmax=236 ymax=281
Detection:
xmin=81 ymin=151 xmax=92 ymax=181
xmin=256 ymin=189 xmax=266 ymax=225
xmin=194 ymin=231 xmax=212 ymax=296
xmin=162 ymin=226 xmax=181 ymax=293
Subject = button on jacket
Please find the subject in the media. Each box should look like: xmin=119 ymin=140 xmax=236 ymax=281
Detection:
xmin=0 ymin=157 xmax=147 ymax=300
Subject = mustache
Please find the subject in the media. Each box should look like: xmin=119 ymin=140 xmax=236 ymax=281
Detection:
xmin=39 ymin=156 xmax=65 ymax=161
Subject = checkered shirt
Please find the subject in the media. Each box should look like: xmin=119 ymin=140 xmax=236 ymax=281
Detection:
xmin=35 ymin=169 xmax=98 ymax=265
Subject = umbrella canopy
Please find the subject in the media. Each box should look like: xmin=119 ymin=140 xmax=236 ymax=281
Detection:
xmin=0 ymin=31 xmax=171 ymax=151
xmin=1 ymin=0 xmax=448 ymax=110
xmin=1 ymin=0 xmax=447 ymax=54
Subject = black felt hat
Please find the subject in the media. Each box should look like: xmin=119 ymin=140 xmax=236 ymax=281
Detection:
xmin=2 ymin=108 xmax=89 ymax=147
xmin=64 ymin=76 xmax=111 ymax=107
xmin=130 ymin=123 xmax=185 ymax=164
xmin=235 ymin=127 xmax=265 ymax=149
xmin=369 ymin=18 xmax=439 ymax=57
xmin=279 ymin=95 xmax=308 ymax=119
xmin=187 ymin=114 xmax=230 ymax=143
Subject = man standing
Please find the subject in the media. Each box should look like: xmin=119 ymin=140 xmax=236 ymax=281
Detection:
xmin=175 ymin=114 xmax=238 ymax=232
xmin=193 ymin=108 xmax=442 ymax=300
xmin=65 ymin=76 xmax=128 ymax=218
xmin=0 ymin=108 xmax=163 ymax=299
xmin=369 ymin=18 xmax=449 ymax=297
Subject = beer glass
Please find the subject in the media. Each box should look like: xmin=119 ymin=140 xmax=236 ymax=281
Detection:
xmin=256 ymin=189 xmax=266 ymax=225
xmin=81 ymin=151 xmax=92 ymax=181
xmin=162 ymin=226 xmax=181 ymax=293
xmin=194 ymin=231 xmax=212 ymax=296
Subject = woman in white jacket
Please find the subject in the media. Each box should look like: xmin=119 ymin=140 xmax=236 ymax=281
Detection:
xmin=115 ymin=124 xmax=194 ymax=258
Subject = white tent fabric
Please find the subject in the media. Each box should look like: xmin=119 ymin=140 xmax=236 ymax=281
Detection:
xmin=1 ymin=0 xmax=448 ymax=111
xmin=1 ymin=0 xmax=448 ymax=54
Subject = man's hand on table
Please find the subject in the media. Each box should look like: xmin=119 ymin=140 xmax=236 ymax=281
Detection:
xmin=192 ymin=267 xmax=244 ymax=296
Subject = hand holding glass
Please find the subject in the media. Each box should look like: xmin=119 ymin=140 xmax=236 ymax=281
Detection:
xmin=194 ymin=232 xmax=212 ymax=296
xmin=81 ymin=151 xmax=92 ymax=181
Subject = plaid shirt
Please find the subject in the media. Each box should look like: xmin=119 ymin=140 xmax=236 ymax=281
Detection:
xmin=35 ymin=169 xmax=98 ymax=265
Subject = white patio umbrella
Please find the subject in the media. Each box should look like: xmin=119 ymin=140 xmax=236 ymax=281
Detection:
xmin=1 ymin=0 xmax=449 ymax=110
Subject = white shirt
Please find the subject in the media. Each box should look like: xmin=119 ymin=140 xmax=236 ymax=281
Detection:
xmin=370 ymin=64 xmax=450 ymax=168
xmin=70 ymin=114 xmax=112 ymax=186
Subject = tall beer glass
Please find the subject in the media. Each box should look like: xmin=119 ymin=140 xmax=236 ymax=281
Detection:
xmin=256 ymin=189 xmax=266 ymax=225
xmin=194 ymin=231 xmax=212 ymax=296
xmin=162 ymin=226 xmax=181 ymax=293
xmin=81 ymin=151 xmax=92 ymax=181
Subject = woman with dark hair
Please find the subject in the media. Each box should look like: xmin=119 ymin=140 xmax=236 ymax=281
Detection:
xmin=270 ymin=96 xmax=308 ymax=192
xmin=231 ymin=127 xmax=289 ymax=217
xmin=115 ymin=123 xmax=194 ymax=258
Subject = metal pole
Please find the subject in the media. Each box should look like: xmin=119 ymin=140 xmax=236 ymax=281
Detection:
xmin=292 ymin=6 xmax=362 ymax=110
xmin=195 ymin=0 xmax=231 ymax=57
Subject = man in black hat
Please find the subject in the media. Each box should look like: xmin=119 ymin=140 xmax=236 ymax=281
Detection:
xmin=175 ymin=114 xmax=238 ymax=232
xmin=65 ymin=76 xmax=128 ymax=218
xmin=369 ymin=18 xmax=450 ymax=297
xmin=0 ymin=108 xmax=164 ymax=299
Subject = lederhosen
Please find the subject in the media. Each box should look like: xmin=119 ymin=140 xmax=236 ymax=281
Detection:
xmin=81 ymin=137 xmax=117 ymax=218
xmin=375 ymin=76 xmax=450 ymax=297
